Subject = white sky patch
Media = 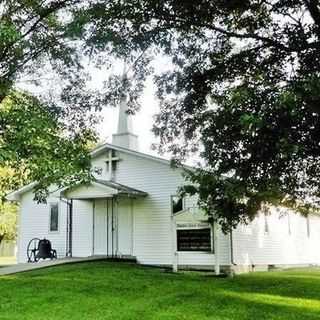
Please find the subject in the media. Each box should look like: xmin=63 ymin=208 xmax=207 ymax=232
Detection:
xmin=16 ymin=53 xmax=202 ymax=165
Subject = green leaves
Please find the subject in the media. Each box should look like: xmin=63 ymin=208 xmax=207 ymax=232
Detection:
xmin=101 ymin=0 xmax=320 ymax=229
xmin=2 ymin=0 xmax=320 ymax=227
xmin=0 ymin=167 xmax=19 ymax=243
xmin=0 ymin=22 xmax=20 ymax=43
xmin=0 ymin=91 xmax=94 ymax=201
xmin=0 ymin=201 xmax=17 ymax=243
xmin=0 ymin=1 xmax=103 ymax=200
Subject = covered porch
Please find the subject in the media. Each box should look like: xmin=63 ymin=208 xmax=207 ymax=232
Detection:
xmin=59 ymin=180 xmax=147 ymax=260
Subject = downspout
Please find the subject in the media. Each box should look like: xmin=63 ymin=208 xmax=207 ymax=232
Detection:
xmin=69 ymin=199 xmax=73 ymax=257
xmin=107 ymin=198 xmax=109 ymax=257
xmin=171 ymin=212 xmax=178 ymax=272
xmin=111 ymin=197 xmax=114 ymax=257
xmin=92 ymin=200 xmax=95 ymax=256
xmin=60 ymin=196 xmax=69 ymax=257
xmin=214 ymin=222 xmax=220 ymax=275
xmin=230 ymin=229 xmax=237 ymax=274
xmin=60 ymin=197 xmax=72 ymax=257
xmin=130 ymin=197 xmax=134 ymax=256
xmin=116 ymin=197 xmax=119 ymax=256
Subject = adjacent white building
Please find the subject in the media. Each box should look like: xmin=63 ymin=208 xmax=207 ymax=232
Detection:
xmin=7 ymin=96 xmax=320 ymax=273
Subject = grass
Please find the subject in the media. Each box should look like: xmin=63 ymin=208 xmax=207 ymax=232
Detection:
xmin=0 ymin=262 xmax=320 ymax=320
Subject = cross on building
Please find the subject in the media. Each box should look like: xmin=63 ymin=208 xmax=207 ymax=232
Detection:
xmin=105 ymin=149 xmax=120 ymax=180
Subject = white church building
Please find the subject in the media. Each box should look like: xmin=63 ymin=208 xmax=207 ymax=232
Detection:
xmin=7 ymin=97 xmax=320 ymax=274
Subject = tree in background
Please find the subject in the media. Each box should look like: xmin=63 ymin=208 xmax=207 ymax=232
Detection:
xmin=0 ymin=1 xmax=101 ymax=198
xmin=0 ymin=167 xmax=18 ymax=245
xmin=0 ymin=202 xmax=16 ymax=245
xmin=74 ymin=1 xmax=320 ymax=230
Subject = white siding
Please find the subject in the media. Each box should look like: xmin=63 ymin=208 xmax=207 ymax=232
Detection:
xmin=233 ymin=208 xmax=320 ymax=266
xmin=92 ymin=151 xmax=230 ymax=267
xmin=18 ymin=191 xmax=67 ymax=263
xmin=93 ymin=151 xmax=183 ymax=265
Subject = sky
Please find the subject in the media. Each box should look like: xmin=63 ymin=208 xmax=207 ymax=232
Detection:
xmin=95 ymin=77 xmax=161 ymax=157
xmin=17 ymin=56 xmax=164 ymax=157
xmin=87 ymin=55 xmax=175 ymax=159
xmin=17 ymin=56 xmax=200 ymax=165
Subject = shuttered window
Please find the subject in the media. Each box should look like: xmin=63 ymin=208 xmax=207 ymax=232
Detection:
xmin=49 ymin=203 xmax=59 ymax=232
xmin=177 ymin=228 xmax=212 ymax=252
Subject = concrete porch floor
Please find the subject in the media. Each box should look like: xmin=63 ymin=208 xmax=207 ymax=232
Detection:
xmin=0 ymin=256 xmax=109 ymax=276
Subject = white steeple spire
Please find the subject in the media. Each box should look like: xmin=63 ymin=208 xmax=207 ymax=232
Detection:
xmin=112 ymin=62 xmax=139 ymax=151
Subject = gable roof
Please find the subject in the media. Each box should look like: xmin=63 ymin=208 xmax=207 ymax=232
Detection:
xmin=6 ymin=142 xmax=193 ymax=201
xmin=6 ymin=182 xmax=37 ymax=201
xmin=91 ymin=142 xmax=174 ymax=166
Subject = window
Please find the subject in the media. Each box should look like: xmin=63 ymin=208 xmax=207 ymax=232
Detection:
xmin=106 ymin=161 xmax=117 ymax=173
xmin=49 ymin=203 xmax=59 ymax=232
xmin=172 ymin=196 xmax=184 ymax=214
xmin=177 ymin=228 xmax=212 ymax=252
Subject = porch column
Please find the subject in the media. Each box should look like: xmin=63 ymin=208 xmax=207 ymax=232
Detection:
xmin=214 ymin=222 xmax=220 ymax=275
xmin=171 ymin=214 xmax=178 ymax=272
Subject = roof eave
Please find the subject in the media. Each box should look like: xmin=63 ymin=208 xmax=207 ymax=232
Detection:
xmin=90 ymin=142 xmax=195 ymax=171
xmin=6 ymin=182 xmax=38 ymax=202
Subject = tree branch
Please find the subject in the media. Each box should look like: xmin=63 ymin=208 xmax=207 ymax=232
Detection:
xmin=162 ymin=14 xmax=290 ymax=52
xmin=304 ymin=0 xmax=320 ymax=35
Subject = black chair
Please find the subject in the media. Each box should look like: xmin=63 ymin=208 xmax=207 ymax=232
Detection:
xmin=27 ymin=238 xmax=57 ymax=263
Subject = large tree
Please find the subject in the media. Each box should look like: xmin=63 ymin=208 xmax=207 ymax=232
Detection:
xmin=3 ymin=1 xmax=320 ymax=229
xmin=75 ymin=0 xmax=320 ymax=230
xmin=0 ymin=1 xmax=100 ymax=197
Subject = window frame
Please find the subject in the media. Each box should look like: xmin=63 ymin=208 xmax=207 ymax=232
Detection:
xmin=176 ymin=227 xmax=213 ymax=253
xmin=171 ymin=195 xmax=185 ymax=215
xmin=49 ymin=202 xmax=60 ymax=233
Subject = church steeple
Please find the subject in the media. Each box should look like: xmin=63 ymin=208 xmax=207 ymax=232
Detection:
xmin=112 ymin=68 xmax=139 ymax=151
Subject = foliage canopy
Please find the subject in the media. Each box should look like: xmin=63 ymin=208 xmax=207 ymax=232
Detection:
xmin=0 ymin=1 xmax=97 ymax=199
xmin=3 ymin=1 xmax=320 ymax=230
xmin=75 ymin=0 xmax=320 ymax=230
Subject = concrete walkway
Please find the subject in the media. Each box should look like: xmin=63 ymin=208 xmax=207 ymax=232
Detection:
xmin=0 ymin=256 xmax=108 ymax=276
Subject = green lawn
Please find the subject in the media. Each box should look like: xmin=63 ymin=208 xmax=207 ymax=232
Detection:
xmin=0 ymin=262 xmax=320 ymax=319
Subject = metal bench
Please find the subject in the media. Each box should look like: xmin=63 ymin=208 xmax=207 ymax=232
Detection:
xmin=27 ymin=238 xmax=57 ymax=263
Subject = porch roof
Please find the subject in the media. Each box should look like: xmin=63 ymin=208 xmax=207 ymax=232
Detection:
xmin=60 ymin=179 xmax=148 ymax=200
xmin=95 ymin=180 xmax=148 ymax=197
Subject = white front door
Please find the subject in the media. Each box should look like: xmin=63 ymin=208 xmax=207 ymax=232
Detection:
xmin=94 ymin=198 xmax=133 ymax=256
xmin=117 ymin=198 xmax=133 ymax=256
xmin=93 ymin=200 xmax=108 ymax=255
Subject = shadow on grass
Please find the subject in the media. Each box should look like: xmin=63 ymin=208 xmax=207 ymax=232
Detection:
xmin=0 ymin=262 xmax=320 ymax=319
xmin=221 ymin=271 xmax=320 ymax=302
